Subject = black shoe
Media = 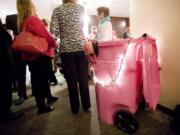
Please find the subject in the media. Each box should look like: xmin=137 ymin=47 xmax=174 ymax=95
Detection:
xmin=72 ymin=110 xmax=79 ymax=114
xmin=38 ymin=105 xmax=54 ymax=114
xmin=71 ymin=108 xmax=79 ymax=114
xmin=47 ymin=96 xmax=58 ymax=104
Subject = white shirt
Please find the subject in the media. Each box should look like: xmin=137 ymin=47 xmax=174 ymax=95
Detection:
xmin=97 ymin=21 xmax=113 ymax=41
xmin=7 ymin=29 xmax=14 ymax=40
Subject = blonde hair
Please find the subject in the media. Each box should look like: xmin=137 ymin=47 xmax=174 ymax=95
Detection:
xmin=16 ymin=0 xmax=35 ymax=31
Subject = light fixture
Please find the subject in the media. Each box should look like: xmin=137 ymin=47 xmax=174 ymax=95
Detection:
xmin=119 ymin=20 xmax=127 ymax=29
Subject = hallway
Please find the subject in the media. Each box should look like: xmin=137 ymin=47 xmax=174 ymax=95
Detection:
xmin=0 ymin=75 xmax=174 ymax=135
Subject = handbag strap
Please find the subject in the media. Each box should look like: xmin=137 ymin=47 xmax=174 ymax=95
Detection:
xmin=85 ymin=41 xmax=98 ymax=64
xmin=88 ymin=54 xmax=96 ymax=64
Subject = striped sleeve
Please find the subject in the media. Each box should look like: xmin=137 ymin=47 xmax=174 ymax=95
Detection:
xmin=50 ymin=8 xmax=60 ymax=39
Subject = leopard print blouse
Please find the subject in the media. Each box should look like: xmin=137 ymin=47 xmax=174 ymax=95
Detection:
xmin=50 ymin=2 xmax=86 ymax=53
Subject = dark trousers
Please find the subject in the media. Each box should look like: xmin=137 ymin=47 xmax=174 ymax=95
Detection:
xmin=61 ymin=51 xmax=91 ymax=112
xmin=13 ymin=52 xmax=27 ymax=98
xmin=49 ymin=58 xmax=58 ymax=83
xmin=0 ymin=77 xmax=12 ymax=119
xmin=28 ymin=56 xmax=52 ymax=110
xmin=17 ymin=61 xmax=27 ymax=98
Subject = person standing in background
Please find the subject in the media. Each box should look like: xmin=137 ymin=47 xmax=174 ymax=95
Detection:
xmin=88 ymin=26 xmax=97 ymax=40
xmin=42 ymin=18 xmax=58 ymax=86
xmin=123 ymin=26 xmax=130 ymax=39
xmin=6 ymin=14 xmax=28 ymax=105
xmin=50 ymin=0 xmax=91 ymax=114
xmin=13 ymin=51 xmax=27 ymax=105
xmin=96 ymin=6 xmax=113 ymax=41
xmin=16 ymin=0 xmax=57 ymax=114
xmin=0 ymin=18 xmax=21 ymax=123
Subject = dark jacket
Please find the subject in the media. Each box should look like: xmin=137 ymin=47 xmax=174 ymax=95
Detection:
xmin=0 ymin=23 xmax=16 ymax=79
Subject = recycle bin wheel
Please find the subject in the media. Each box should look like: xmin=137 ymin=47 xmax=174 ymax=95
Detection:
xmin=114 ymin=110 xmax=139 ymax=134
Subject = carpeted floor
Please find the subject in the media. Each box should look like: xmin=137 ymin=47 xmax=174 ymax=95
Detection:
xmin=0 ymin=81 xmax=175 ymax=135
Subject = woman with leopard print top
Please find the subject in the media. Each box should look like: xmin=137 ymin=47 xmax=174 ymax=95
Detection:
xmin=50 ymin=0 xmax=91 ymax=114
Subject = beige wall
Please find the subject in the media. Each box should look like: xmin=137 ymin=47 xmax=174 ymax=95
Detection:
xmin=130 ymin=0 xmax=180 ymax=109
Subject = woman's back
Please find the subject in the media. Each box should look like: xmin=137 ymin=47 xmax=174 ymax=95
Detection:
xmin=51 ymin=2 xmax=86 ymax=53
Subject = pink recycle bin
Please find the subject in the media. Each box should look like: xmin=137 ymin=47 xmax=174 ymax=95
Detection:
xmin=90 ymin=34 xmax=160 ymax=133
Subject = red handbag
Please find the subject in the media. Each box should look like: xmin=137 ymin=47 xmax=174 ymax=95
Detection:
xmin=83 ymin=41 xmax=99 ymax=63
xmin=11 ymin=18 xmax=48 ymax=55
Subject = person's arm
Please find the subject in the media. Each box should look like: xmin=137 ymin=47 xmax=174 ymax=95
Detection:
xmin=26 ymin=16 xmax=56 ymax=47
xmin=99 ymin=21 xmax=113 ymax=41
xmin=0 ymin=26 xmax=16 ymax=78
xmin=50 ymin=8 xmax=60 ymax=39
xmin=5 ymin=30 xmax=12 ymax=46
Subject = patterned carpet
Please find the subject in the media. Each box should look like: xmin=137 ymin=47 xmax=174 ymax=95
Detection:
xmin=0 ymin=82 xmax=175 ymax=135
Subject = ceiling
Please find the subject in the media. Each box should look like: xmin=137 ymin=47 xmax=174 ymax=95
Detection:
xmin=0 ymin=0 xmax=129 ymax=23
